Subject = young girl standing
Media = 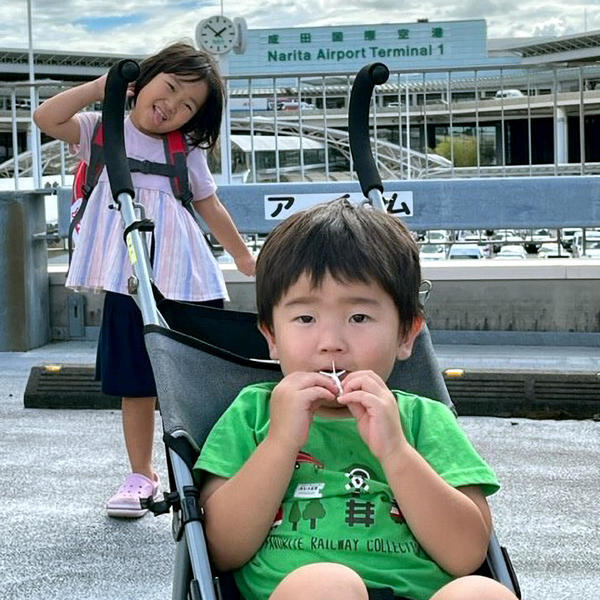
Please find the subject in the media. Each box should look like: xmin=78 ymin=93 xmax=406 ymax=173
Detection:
xmin=34 ymin=42 xmax=255 ymax=518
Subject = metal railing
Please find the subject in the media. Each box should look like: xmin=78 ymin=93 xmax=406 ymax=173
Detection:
xmin=3 ymin=60 xmax=600 ymax=186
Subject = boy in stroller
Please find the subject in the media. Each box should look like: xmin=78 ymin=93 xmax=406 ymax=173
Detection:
xmin=194 ymin=198 xmax=518 ymax=600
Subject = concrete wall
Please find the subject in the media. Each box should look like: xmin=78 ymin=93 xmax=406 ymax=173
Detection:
xmin=0 ymin=191 xmax=50 ymax=351
xmin=49 ymin=260 xmax=600 ymax=346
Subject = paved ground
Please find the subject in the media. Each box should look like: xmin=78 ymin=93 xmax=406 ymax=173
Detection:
xmin=1 ymin=341 xmax=599 ymax=600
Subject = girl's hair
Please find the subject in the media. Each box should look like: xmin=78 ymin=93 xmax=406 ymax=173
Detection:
xmin=132 ymin=41 xmax=224 ymax=150
xmin=256 ymin=198 xmax=424 ymax=339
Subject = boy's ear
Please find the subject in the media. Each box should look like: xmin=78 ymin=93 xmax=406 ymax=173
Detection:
xmin=258 ymin=322 xmax=279 ymax=360
xmin=396 ymin=317 xmax=424 ymax=361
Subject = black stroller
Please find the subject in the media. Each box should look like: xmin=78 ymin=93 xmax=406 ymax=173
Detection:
xmin=102 ymin=61 xmax=521 ymax=600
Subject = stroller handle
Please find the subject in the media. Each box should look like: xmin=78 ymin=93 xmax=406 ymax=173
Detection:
xmin=103 ymin=59 xmax=140 ymax=202
xmin=348 ymin=63 xmax=390 ymax=200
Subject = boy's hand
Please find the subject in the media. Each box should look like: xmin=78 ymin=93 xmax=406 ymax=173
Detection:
xmin=268 ymin=372 xmax=338 ymax=453
xmin=337 ymin=370 xmax=408 ymax=462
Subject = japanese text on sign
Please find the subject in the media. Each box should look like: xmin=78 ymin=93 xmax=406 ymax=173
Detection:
xmin=264 ymin=192 xmax=414 ymax=220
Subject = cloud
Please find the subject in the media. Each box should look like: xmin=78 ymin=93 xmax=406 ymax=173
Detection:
xmin=1 ymin=0 xmax=596 ymax=54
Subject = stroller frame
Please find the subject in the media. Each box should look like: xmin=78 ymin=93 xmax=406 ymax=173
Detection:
xmin=102 ymin=61 xmax=521 ymax=600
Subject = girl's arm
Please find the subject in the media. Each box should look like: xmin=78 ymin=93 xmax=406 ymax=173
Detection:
xmin=193 ymin=194 xmax=256 ymax=276
xmin=33 ymin=75 xmax=106 ymax=145
xmin=199 ymin=437 xmax=297 ymax=571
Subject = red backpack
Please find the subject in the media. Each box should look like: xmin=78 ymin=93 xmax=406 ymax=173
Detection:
xmin=68 ymin=120 xmax=193 ymax=262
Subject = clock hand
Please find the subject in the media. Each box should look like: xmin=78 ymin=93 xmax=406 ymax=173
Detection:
xmin=214 ymin=27 xmax=228 ymax=37
xmin=206 ymin=24 xmax=219 ymax=35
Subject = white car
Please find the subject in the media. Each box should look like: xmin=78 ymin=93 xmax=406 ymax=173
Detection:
xmin=580 ymin=241 xmax=600 ymax=258
xmin=495 ymin=245 xmax=528 ymax=259
xmin=278 ymin=100 xmax=316 ymax=111
xmin=538 ymin=243 xmax=570 ymax=259
xmin=426 ymin=230 xmax=450 ymax=243
xmin=419 ymin=243 xmax=447 ymax=261
xmin=448 ymin=244 xmax=485 ymax=260
xmin=572 ymin=230 xmax=600 ymax=257
xmin=495 ymin=89 xmax=524 ymax=99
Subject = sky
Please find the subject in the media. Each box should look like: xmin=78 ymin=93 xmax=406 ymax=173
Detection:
xmin=1 ymin=0 xmax=598 ymax=55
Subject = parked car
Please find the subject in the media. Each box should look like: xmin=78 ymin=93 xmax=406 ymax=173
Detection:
xmin=524 ymin=228 xmax=555 ymax=253
xmin=419 ymin=243 xmax=447 ymax=261
xmin=578 ymin=241 xmax=600 ymax=258
xmin=426 ymin=229 xmax=450 ymax=243
xmin=495 ymin=245 xmax=528 ymax=259
xmin=490 ymin=230 xmax=524 ymax=253
xmin=572 ymin=230 xmax=600 ymax=257
xmin=559 ymin=227 xmax=582 ymax=251
xmin=495 ymin=89 xmax=524 ymax=99
xmin=538 ymin=243 xmax=570 ymax=258
xmin=448 ymin=244 xmax=485 ymax=260
xmin=278 ymin=100 xmax=316 ymax=111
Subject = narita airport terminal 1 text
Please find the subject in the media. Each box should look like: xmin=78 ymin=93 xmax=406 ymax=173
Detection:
xmin=268 ymin=44 xmax=444 ymax=63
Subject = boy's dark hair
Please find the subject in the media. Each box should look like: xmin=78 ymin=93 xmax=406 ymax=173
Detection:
xmin=133 ymin=41 xmax=224 ymax=150
xmin=256 ymin=198 xmax=423 ymax=338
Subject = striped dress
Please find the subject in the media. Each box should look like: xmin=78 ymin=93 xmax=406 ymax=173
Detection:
xmin=66 ymin=111 xmax=228 ymax=302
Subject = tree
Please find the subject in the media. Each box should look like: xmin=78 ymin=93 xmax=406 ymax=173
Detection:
xmin=288 ymin=501 xmax=301 ymax=531
xmin=302 ymin=499 xmax=326 ymax=529
xmin=433 ymin=134 xmax=496 ymax=167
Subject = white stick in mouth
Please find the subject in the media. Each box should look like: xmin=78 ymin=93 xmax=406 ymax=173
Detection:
xmin=319 ymin=360 xmax=346 ymax=396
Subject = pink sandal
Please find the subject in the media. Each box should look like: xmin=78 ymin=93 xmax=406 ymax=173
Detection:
xmin=105 ymin=472 xmax=160 ymax=518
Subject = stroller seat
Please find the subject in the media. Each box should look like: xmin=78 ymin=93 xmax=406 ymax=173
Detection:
xmin=142 ymin=308 xmax=520 ymax=600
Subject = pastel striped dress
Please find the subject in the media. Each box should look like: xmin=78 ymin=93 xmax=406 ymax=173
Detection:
xmin=66 ymin=111 xmax=228 ymax=302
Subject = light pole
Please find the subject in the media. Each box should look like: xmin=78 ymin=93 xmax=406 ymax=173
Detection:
xmin=27 ymin=0 xmax=42 ymax=188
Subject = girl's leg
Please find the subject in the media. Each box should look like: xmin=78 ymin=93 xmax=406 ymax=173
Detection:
xmin=270 ymin=563 xmax=368 ymax=600
xmin=431 ymin=575 xmax=519 ymax=600
xmin=122 ymin=396 xmax=157 ymax=479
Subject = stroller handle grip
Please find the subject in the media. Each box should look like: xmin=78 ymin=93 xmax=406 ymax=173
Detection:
xmin=103 ymin=59 xmax=140 ymax=201
xmin=348 ymin=63 xmax=389 ymax=198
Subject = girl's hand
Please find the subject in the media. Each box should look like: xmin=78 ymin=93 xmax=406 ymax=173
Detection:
xmin=93 ymin=74 xmax=132 ymax=102
xmin=268 ymin=372 xmax=338 ymax=453
xmin=337 ymin=370 xmax=408 ymax=461
xmin=234 ymin=252 xmax=256 ymax=277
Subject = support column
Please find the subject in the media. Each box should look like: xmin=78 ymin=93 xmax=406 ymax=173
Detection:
xmin=555 ymin=106 xmax=568 ymax=164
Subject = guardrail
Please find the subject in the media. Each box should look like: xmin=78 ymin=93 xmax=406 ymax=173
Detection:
xmin=5 ymin=59 xmax=600 ymax=186
xmin=55 ymin=175 xmax=600 ymax=237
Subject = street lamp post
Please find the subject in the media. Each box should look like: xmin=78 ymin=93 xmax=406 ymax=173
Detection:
xmin=27 ymin=0 xmax=42 ymax=189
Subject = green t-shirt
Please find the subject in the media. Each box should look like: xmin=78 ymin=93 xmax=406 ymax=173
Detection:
xmin=195 ymin=382 xmax=499 ymax=600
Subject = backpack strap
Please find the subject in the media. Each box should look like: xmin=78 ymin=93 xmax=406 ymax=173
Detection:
xmin=68 ymin=119 xmax=104 ymax=265
xmin=84 ymin=121 xmax=106 ymax=199
xmin=69 ymin=122 xmax=196 ymax=265
xmin=162 ymin=130 xmax=194 ymax=210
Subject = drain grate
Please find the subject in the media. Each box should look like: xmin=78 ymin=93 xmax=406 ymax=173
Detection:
xmin=24 ymin=365 xmax=120 ymax=409
xmin=445 ymin=370 xmax=600 ymax=419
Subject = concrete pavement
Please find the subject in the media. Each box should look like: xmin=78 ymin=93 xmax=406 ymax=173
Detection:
xmin=1 ymin=341 xmax=599 ymax=599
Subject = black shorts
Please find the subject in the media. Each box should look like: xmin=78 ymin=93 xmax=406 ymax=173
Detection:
xmin=367 ymin=589 xmax=412 ymax=600
xmin=96 ymin=291 xmax=224 ymax=397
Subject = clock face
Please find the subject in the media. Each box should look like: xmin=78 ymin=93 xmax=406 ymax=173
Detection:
xmin=196 ymin=15 xmax=237 ymax=54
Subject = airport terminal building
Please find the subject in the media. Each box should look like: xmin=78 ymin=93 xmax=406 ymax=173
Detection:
xmin=2 ymin=18 xmax=600 ymax=180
